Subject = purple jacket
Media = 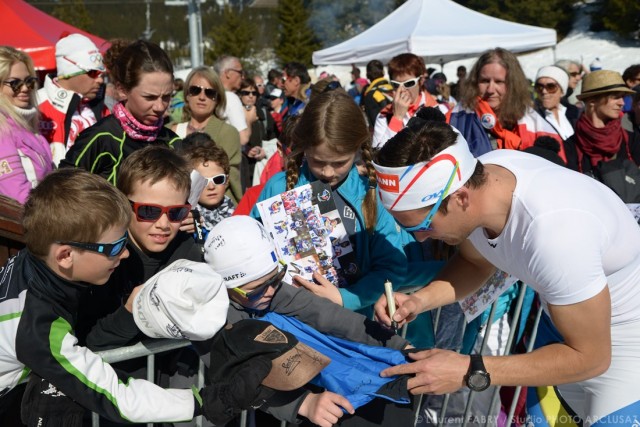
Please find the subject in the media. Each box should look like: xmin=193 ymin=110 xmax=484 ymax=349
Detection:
xmin=0 ymin=116 xmax=53 ymax=204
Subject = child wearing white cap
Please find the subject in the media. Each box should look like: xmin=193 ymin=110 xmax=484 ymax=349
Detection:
xmin=203 ymin=216 xmax=417 ymax=427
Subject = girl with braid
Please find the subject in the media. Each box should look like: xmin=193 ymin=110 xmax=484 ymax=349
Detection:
xmin=251 ymin=90 xmax=409 ymax=318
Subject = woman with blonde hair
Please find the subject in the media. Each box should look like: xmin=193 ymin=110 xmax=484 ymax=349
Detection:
xmin=0 ymin=46 xmax=53 ymax=204
xmin=450 ymin=47 xmax=562 ymax=158
xmin=171 ymin=66 xmax=242 ymax=202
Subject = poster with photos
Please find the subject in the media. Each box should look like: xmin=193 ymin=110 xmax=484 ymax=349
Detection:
xmin=627 ymin=204 xmax=640 ymax=225
xmin=257 ymin=181 xmax=356 ymax=287
xmin=459 ymin=270 xmax=518 ymax=322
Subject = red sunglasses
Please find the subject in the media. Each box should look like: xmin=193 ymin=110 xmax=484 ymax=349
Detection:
xmin=129 ymin=200 xmax=191 ymax=223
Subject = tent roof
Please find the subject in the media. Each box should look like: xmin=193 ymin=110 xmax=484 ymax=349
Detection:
xmin=0 ymin=0 xmax=109 ymax=71
xmin=312 ymin=0 xmax=557 ymax=65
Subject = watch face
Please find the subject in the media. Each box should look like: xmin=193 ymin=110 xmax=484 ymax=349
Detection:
xmin=468 ymin=371 xmax=490 ymax=391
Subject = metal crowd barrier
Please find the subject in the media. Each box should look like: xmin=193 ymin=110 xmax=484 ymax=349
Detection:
xmin=92 ymin=284 xmax=539 ymax=427
xmin=399 ymin=282 xmax=541 ymax=427
xmin=93 ymin=339 xmax=204 ymax=427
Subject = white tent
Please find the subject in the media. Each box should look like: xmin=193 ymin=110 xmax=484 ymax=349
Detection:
xmin=312 ymin=0 xmax=557 ymax=66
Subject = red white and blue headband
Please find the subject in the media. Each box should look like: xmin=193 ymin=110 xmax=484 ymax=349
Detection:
xmin=373 ymin=130 xmax=477 ymax=212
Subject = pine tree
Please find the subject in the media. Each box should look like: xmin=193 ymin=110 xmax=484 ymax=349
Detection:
xmin=205 ymin=5 xmax=254 ymax=63
xmin=275 ymin=0 xmax=320 ymax=67
xmin=51 ymin=0 xmax=94 ymax=32
xmin=308 ymin=0 xmax=397 ymax=49
xmin=455 ymin=0 xmax=573 ymax=39
xmin=600 ymin=0 xmax=640 ymax=38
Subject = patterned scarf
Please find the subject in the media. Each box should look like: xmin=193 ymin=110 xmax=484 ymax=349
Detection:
xmin=196 ymin=196 xmax=235 ymax=231
xmin=474 ymin=97 xmax=522 ymax=150
xmin=113 ymin=102 xmax=163 ymax=141
xmin=575 ymin=114 xmax=630 ymax=169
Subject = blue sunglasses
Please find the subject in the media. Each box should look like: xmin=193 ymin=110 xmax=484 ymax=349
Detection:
xmin=58 ymin=231 xmax=129 ymax=257
xmin=401 ymin=163 xmax=460 ymax=233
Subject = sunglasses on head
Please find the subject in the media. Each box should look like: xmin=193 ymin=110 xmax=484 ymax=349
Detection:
xmin=401 ymin=162 xmax=460 ymax=233
xmin=3 ymin=76 xmax=38 ymax=94
xmin=188 ymin=85 xmax=217 ymax=99
xmin=204 ymin=174 xmax=228 ymax=187
xmin=390 ymin=76 xmax=421 ymax=90
xmin=231 ymin=264 xmax=287 ymax=301
xmin=129 ymin=200 xmax=191 ymax=223
xmin=240 ymin=90 xmax=258 ymax=97
xmin=322 ymin=81 xmax=342 ymax=93
xmin=58 ymin=231 xmax=128 ymax=257
xmin=534 ymin=82 xmax=560 ymax=94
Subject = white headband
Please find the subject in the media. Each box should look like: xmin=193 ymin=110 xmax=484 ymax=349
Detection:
xmin=373 ymin=131 xmax=477 ymax=212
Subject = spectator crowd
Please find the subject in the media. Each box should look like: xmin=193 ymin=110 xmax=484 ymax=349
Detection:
xmin=1 ymin=30 xmax=640 ymax=427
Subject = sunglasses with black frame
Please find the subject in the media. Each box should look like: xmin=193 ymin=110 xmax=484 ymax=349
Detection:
xmin=188 ymin=85 xmax=217 ymax=99
xmin=57 ymin=231 xmax=129 ymax=258
xmin=3 ymin=76 xmax=38 ymax=94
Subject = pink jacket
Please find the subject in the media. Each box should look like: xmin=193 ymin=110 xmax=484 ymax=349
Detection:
xmin=0 ymin=116 xmax=53 ymax=204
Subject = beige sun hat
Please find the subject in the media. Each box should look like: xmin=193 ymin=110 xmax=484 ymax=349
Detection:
xmin=577 ymin=70 xmax=636 ymax=100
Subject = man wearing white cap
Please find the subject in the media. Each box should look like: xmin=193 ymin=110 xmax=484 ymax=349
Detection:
xmin=372 ymin=117 xmax=640 ymax=424
xmin=37 ymin=33 xmax=110 ymax=166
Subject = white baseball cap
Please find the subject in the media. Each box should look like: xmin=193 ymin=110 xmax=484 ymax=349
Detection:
xmin=204 ymin=216 xmax=280 ymax=289
xmin=133 ymin=259 xmax=229 ymax=341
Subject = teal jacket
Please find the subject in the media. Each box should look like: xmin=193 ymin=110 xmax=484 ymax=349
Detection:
xmin=251 ymin=164 xmax=408 ymax=317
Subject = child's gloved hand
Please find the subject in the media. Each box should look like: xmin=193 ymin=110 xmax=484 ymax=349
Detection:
xmin=200 ymin=355 xmax=273 ymax=425
xmin=21 ymin=374 xmax=85 ymax=427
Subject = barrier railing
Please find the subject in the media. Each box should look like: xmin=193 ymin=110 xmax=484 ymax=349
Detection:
xmin=89 ymin=285 xmax=538 ymax=427
xmin=93 ymin=340 xmax=204 ymax=427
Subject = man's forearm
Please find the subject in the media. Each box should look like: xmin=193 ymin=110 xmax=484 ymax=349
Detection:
xmin=485 ymin=341 xmax=611 ymax=387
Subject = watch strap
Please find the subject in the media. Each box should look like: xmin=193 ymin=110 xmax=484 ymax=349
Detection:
xmin=469 ymin=354 xmax=486 ymax=372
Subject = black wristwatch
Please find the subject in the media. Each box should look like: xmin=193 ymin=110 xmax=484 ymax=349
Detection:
xmin=465 ymin=354 xmax=491 ymax=392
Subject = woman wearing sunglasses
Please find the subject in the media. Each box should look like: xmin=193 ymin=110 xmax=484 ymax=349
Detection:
xmin=372 ymin=53 xmax=445 ymax=149
xmin=238 ymin=78 xmax=273 ymax=191
xmin=61 ymin=40 xmax=182 ymax=187
xmin=530 ymin=65 xmax=581 ymax=167
xmin=171 ymin=66 xmax=242 ymax=203
xmin=0 ymin=46 xmax=53 ymax=204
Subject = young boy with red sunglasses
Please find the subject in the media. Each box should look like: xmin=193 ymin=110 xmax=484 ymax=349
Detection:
xmin=0 ymin=168 xmax=267 ymax=426
xmin=76 ymin=144 xmax=203 ymax=344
